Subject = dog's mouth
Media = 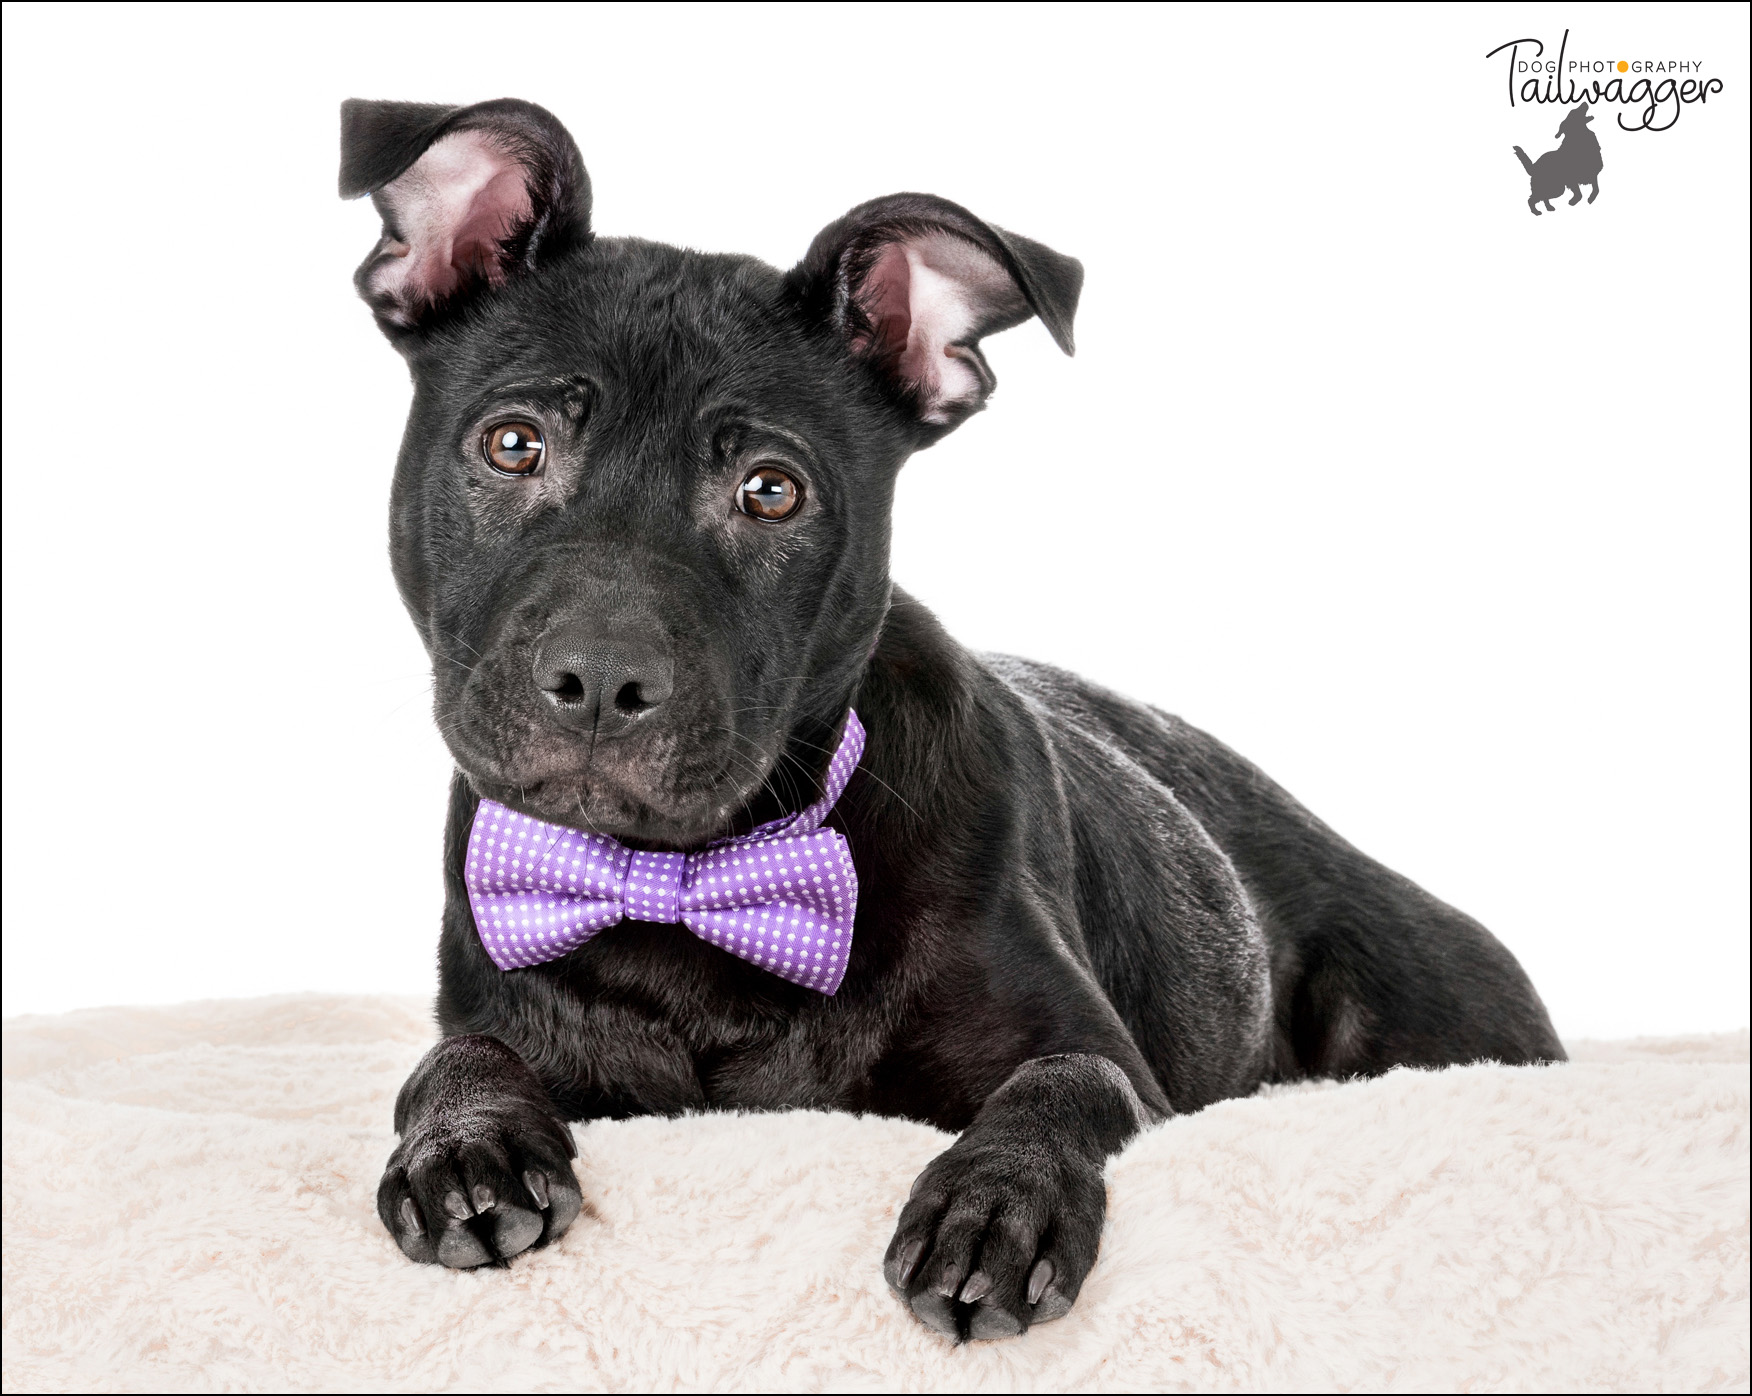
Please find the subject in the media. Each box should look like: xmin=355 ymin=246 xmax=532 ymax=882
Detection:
xmin=469 ymin=772 xmax=762 ymax=849
xmin=435 ymin=643 xmax=799 ymax=847
xmin=455 ymin=731 xmax=779 ymax=850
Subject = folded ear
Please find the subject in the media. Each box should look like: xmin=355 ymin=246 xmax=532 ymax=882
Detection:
xmin=339 ymin=98 xmax=591 ymax=340
xmin=789 ymin=194 xmax=1082 ymax=436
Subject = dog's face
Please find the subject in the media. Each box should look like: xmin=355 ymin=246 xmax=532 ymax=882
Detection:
xmin=342 ymin=99 xmax=1079 ymax=846
xmin=383 ymin=237 xmax=901 ymax=849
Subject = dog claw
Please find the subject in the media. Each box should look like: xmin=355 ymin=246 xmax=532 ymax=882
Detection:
xmin=1027 ymin=1258 xmax=1054 ymax=1306
xmin=443 ymin=1190 xmax=473 ymax=1220
xmin=889 ymin=1238 xmax=924 ymax=1289
xmin=958 ymin=1271 xmax=993 ymax=1305
xmin=524 ymin=1169 xmax=550 ymax=1209
xmin=471 ymin=1183 xmax=496 ymax=1213
xmin=399 ymin=1198 xmax=424 ymax=1236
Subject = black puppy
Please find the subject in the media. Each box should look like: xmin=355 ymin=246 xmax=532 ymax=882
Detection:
xmin=341 ymin=97 xmax=1564 ymax=1341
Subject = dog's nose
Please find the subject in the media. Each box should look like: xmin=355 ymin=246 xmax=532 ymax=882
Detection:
xmin=532 ymin=624 xmax=674 ymax=735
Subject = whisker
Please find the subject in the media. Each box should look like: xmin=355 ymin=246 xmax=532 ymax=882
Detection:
xmin=782 ymin=729 xmax=923 ymax=825
xmin=434 ymin=628 xmax=484 ymax=660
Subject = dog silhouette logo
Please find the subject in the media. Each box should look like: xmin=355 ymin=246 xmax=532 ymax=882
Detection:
xmin=1513 ymin=102 xmax=1604 ymax=214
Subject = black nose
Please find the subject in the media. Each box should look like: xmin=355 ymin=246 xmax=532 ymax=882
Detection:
xmin=532 ymin=623 xmax=674 ymax=734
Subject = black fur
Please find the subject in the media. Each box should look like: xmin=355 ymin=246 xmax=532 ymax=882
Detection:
xmin=342 ymin=98 xmax=1565 ymax=1341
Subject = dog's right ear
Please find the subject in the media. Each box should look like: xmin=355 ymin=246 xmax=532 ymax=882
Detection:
xmin=339 ymin=98 xmax=591 ymax=342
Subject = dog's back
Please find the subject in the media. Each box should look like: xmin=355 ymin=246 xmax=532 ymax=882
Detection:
xmin=992 ymin=653 xmax=1566 ymax=1081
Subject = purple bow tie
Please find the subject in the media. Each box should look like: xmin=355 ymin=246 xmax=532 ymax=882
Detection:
xmin=463 ymin=712 xmax=864 ymax=994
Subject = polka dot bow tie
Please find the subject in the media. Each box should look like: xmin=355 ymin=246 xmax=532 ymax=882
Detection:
xmin=463 ymin=712 xmax=864 ymax=995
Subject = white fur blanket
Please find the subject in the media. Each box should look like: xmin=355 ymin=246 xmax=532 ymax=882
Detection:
xmin=2 ymin=996 xmax=1745 ymax=1393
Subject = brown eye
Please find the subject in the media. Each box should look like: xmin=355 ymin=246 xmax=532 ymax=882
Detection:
xmin=483 ymin=422 xmax=545 ymax=475
xmin=737 ymin=465 xmax=801 ymax=521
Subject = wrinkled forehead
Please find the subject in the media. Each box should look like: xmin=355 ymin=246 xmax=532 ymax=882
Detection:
xmin=423 ymin=242 xmax=808 ymax=411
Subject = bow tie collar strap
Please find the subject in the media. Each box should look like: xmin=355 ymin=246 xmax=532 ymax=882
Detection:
xmin=463 ymin=712 xmax=865 ymax=995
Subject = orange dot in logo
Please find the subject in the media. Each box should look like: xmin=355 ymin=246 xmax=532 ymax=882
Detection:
xmin=1617 ymin=60 xmax=1629 ymax=72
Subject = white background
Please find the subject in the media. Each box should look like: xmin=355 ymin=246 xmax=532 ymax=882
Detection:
xmin=2 ymin=3 xmax=1746 ymax=1037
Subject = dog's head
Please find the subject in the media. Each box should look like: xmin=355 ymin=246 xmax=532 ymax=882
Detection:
xmin=340 ymin=98 xmax=1080 ymax=846
xmin=1557 ymin=102 xmax=1594 ymax=138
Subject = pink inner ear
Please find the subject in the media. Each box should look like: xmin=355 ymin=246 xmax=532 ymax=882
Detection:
xmin=372 ymin=130 xmax=535 ymax=312
xmin=856 ymin=233 xmax=1028 ymax=425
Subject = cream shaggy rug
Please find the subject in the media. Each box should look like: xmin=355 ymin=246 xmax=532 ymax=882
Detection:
xmin=2 ymin=996 xmax=1746 ymax=1393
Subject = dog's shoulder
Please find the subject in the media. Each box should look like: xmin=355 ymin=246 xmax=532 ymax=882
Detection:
xmin=977 ymin=651 xmax=1191 ymax=772
xmin=975 ymin=651 xmax=1251 ymax=898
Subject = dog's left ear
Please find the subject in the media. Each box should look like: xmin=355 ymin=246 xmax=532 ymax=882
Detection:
xmin=789 ymin=194 xmax=1082 ymax=439
xmin=339 ymin=98 xmax=591 ymax=342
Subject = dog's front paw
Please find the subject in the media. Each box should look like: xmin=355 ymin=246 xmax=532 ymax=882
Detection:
xmin=883 ymin=1132 xmax=1105 ymax=1341
xmin=376 ymin=1105 xmax=582 ymax=1269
